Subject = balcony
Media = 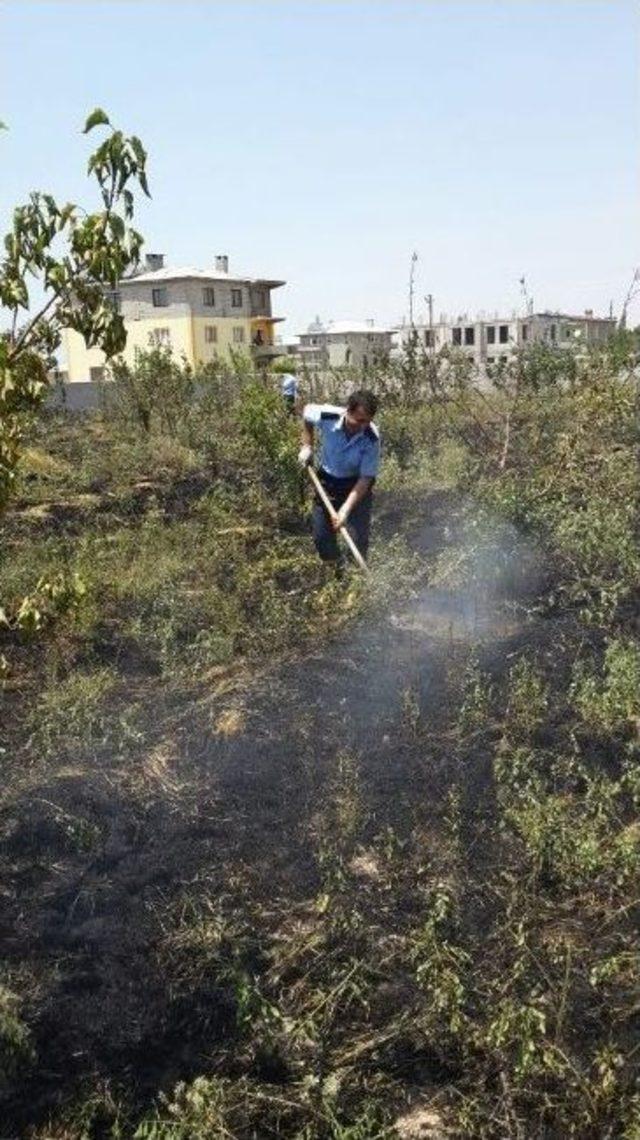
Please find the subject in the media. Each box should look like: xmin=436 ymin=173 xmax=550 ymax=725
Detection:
xmin=251 ymin=337 xmax=283 ymax=361
xmin=250 ymin=316 xmax=285 ymax=360
xmin=251 ymin=328 xmax=279 ymax=356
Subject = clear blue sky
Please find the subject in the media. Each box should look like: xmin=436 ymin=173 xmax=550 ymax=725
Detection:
xmin=2 ymin=1 xmax=638 ymax=334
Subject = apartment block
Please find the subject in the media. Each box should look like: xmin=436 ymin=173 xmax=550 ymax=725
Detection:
xmin=62 ymin=253 xmax=286 ymax=382
xmin=294 ymin=318 xmax=393 ymax=371
xmin=394 ymin=309 xmax=616 ymax=367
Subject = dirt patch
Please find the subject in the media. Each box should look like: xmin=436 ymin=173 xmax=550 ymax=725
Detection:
xmin=394 ymin=1103 xmax=449 ymax=1138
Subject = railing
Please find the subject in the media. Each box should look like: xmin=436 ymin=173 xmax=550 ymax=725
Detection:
xmin=252 ymin=342 xmax=280 ymax=358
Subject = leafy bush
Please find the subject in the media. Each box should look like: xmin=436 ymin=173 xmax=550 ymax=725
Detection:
xmin=102 ymin=348 xmax=196 ymax=436
xmin=238 ymin=380 xmax=301 ymax=513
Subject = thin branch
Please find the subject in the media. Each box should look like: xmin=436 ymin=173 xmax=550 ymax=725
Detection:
xmin=499 ymin=410 xmax=512 ymax=470
xmin=7 ymin=292 xmax=60 ymax=361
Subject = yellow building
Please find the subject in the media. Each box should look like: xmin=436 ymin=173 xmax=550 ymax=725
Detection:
xmin=62 ymin=254 xmax=285 ymax=382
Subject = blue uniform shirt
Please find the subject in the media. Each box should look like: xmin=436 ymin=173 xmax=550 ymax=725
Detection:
xmin=303 ymin=403 xmax=381 ymax=479
xmin=281 ymin=373 xmax=298 ymax=398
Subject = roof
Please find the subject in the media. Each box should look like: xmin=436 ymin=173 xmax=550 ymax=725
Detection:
xmin=300 ymin=321 xmax=392 ymax=337
xmin=123 ymin=265 xmax=285 ymax=288
xmin=395 ymin=311 xmax=616 ymax=331
xmin=532 ymin=311 xmax=615 ymax=322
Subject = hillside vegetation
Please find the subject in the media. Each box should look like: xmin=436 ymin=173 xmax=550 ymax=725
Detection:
xmin=0 ymin=337 xmax=639 ymax=1139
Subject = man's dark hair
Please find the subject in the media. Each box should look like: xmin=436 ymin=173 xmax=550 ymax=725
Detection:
xmin=347 ymin=389 xmax=378 ymax=418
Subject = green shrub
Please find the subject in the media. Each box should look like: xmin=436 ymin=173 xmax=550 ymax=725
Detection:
xmin=238 ymin=381 xmax=301 ymax=513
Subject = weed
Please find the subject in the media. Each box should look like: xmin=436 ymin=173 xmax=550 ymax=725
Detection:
xmin=27 ymin=665 xmax=121 ymax=760
xmin=0 ymin=982 xmax=35 ymax=1089
xmin=504 ymin=656 xmax=548 ymax=741
xmin=572 ymin=638 xmax=640 ymax=734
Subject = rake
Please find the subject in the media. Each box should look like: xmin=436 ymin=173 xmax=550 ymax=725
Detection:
xmin=306 ymin=466 xmax=369 ymax=574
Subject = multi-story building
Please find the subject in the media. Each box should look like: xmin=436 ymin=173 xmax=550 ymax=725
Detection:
xmin=394 ymin=309 xmax=616 ymax=368
xmin=394 ymin=310 xmax=616 ymax=367
xmin=295 ymin=318 xmax=393 ymax=371
xmin=61 ymin=253 xmax=285 ymax=381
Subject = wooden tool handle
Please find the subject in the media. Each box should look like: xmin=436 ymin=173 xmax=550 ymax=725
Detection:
xmin=306 ymin=466 xmax=369 ymax=573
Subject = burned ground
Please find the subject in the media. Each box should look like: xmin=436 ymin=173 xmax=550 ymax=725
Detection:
xmin=0 ymin=486 xmax=558 ymax=1137
xmin=2 ymin=352 xmax=639 ymax=1139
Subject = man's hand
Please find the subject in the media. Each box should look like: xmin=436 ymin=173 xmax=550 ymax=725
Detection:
xmin=332 ymin=504 xmax=350 ymax=531
xmin=297 ymin=444 xmax=313 ymax=468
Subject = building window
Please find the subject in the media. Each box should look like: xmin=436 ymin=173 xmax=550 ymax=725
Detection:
xmin=90 ymin=366 xmax=105 ymax=383
xmin=203 ymin=287 xmax=215 ymax=307
xmin=522 ymin=324 xmax=528 ymax=342
xmin=424 ymin=329 xmax=434 ymax=348
xmin=464 ymin=326 xmax=475 ymax=346
xmin=149 ymin=327 xmax=171 ymax=347
xmin=255 ymin=289 xmax=266 ymax=311
xmin=563 ymin=327 xmax=571 ymax=339
xmin=486 ymin=356 xmax=494 ymax=364
xmin=550 ymin=323 xmax=557 ymax=342
xmin=499 ymin=325 xmax=509 ymax=344
xmin=152 ymin=287 xmax=168 ymax=307
xmin=233 ymin=326 xmax=245 ymax=344
xmin=487 ymin=325 xmax=496 ymax=344
xmin=205 ymin=326 xmax=217 ymax=343
xmin=452 ymin=327 xmax=462 ymax=346
xmin=231 ymin=288 xmax=243 ymax=308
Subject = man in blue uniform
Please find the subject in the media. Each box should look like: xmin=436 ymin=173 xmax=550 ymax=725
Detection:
xmin=280 ymin=370 xmax=298 ymax=414
xmin=298 ymin=389 xmax=380 ymax=565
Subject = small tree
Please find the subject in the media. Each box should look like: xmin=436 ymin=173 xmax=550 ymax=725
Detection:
xmin=0 ymin=108 xmax=150 ymax=513
xmin=104 ymin=348 xmax=196 ymax=437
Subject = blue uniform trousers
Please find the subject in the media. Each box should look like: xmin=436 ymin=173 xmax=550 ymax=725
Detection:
xmin=312 ymin=470 xmax=372 ymax=563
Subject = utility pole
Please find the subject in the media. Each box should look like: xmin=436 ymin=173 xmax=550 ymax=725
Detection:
xmin=619 ymin=268 xmax=640 ymax=329
xmin=519 ymin=275 xmax=534 ymax=317
xmin=425 ymin=292 xmax=434 ymax=351
xmin=408 ymin=251 xmax=418 ymax=329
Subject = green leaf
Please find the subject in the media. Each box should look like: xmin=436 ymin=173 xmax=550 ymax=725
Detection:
xmin=109 ymin=214 xmax=125 ymax=240
xmin=0 ymin=120 xmax=7 ymax=131
xmin=83 ymin=108 xmax=110 ymax=134
xmin=129 ymin=136 xmax=146 ymax=166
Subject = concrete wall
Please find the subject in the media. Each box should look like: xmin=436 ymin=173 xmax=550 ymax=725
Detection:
xmin=46 ymin=381 xmax=102 ymax=412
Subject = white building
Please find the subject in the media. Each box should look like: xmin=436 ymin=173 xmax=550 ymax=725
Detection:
xmin=295 ymin=318 xmax=393 ymax=370
xmin=394 ymin=309 xmax=616 ymax=367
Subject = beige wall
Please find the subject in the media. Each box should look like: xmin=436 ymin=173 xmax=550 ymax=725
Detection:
xmin=192 ymin=316 xmax=253 ymax=362
xmin=63 ymin=329 xmax=108 ymax=382
xmin=63 ymin=316 xmax=256 ymax=381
